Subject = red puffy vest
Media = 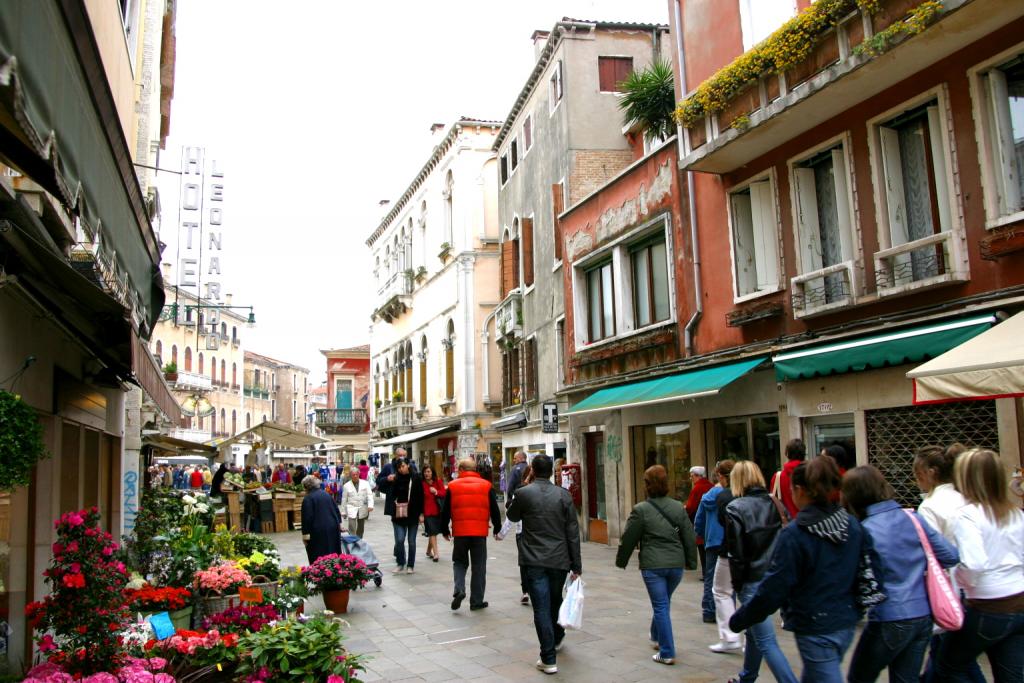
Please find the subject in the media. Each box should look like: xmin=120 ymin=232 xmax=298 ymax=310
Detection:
xmin=447 ymin=471 xmax=492 ymax=537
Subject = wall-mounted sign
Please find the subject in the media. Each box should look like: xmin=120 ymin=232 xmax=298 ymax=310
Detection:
xmin=178 ymin=146 xmax=227 ymax=305
xmin=817 ymin=401 xmax=833 ymax=414
xmin=542 ymin=402 xmax=559 ymax=433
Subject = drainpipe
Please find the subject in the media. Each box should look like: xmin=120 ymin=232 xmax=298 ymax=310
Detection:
xmin=675 ymin=0 xmax=703 ymax=356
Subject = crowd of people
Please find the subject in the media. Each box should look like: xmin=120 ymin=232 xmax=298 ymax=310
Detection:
xmin=294 ymin=440 xmax=1022 ymax=681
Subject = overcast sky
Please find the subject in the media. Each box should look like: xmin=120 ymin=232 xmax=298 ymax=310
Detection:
xmin=157 ymin=0 xmax=670 ymax=385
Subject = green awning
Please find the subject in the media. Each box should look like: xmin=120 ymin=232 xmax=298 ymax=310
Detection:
xmin=773 ymin=315 xmax=996 ymax=382
xmin=566 ymin=358 xmax=765 ymax=416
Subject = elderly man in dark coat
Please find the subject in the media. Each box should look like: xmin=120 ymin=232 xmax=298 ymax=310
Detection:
xmin=301 ymin=474 xmax=342 ymax=563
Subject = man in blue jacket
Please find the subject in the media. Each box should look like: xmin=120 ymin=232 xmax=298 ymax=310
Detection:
xmin=694 ymin=461 xmax=729 ymax=626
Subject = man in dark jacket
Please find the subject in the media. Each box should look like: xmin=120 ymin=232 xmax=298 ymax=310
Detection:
xmin=506 ymin=455 xmax=582 ymax=676
xmin=441 ymin=458 xmax=502 ymax=610
xmin=506 ymin=451 xmax=528 ymax=508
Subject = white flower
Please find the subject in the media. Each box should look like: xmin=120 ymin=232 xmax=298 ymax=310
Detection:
xmin=182 ymin=495 xmax=196 ymax=505
xmin=196 ymin=504 xmax=209 ymax=514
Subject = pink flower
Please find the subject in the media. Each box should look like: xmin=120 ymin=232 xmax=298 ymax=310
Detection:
xmin=66 ymin=541 xmax=79 ymax=553
xmin=327 ymin=676 xmax=345 ymax=683
xmin=66 ymin=512 xmax=84 ymax=527
xmin=101 ymin=546 xmax=114 ymax=557
xmin=52 ymin=543 xmax=64 ymax=555
xmin=38 ymin=634 xmax=57 ymax=652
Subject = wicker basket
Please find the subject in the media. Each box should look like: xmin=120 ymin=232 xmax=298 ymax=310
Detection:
xmin=199 ymin=591 xmax=240 ymax=618
xmin=249 ymin=575 xmax=279 ymax=600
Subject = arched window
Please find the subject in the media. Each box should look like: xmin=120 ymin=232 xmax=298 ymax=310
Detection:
xmin=374 ymin=363 xmax=380 ymax=402
xmin=262 ymin=414 xmax=267 ymax=423
xmin=419 ymin=336 xmax=428 ymax=408
xmin=404 ymin=340 xmax=413 ymax=404
xmin=444 ymin=319 xmax=455 ymax=400
xmin=384 ymin=246 xmax=391 ymax=277
xmin=198 ymin=414 xmax=204 ymax=430
xmin=198 ymin=352 xmax=204 ymax=375
xmin=245 ymin=412 xmax=251 ymax=430
xmin=155 ymin=340 xmax=162 ymax=361
xmin=219 ymin=408 xmax=225 ymax=435
xmin=221 ymin=359 xmax=226 ymax=385
xmin=419 ymin=201 xmax=428 ymax=267
xmin=384 ymin=359 xmax=390 ymax=400
xmin=444 ymin=170 xmax=454 ymax=246
xmin=171 ymin=345 xmax=178 ymax=366
xmin=500 ymin=222 xmax=521 ymax=298
xmin=232 ymin=410 xmax=237 ymax=435
xmin=211 ymin=410 xmax=217 ymax=435
xmin=210 ymin=355 xmax=216 ymax=383
xmin=221 ymin=322 xmax=227 ymax=338
xmin=184 ymin=347 xmax=192 ymax=372
xmin=232 ymin=326 xmax=237 ymax=342
xmin=232 ymin=362 xmax=237 ymax=387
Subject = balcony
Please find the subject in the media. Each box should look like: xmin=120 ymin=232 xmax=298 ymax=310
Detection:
xmin=315 ymin=408 xmax=369 ymax=433
xmin=791 ymin=261 xmax=857 ymax=318
xmin=168 ymin=427 xmax=212 ymax=443
xmin=244 ymin=385 xmax=270 ymax=399
xmin=371 ymin=273 xmax=413 ymax=323
xmin=873 ymin=232 xmax=965 ymax=296
xmin=495 ymin=292 xmax=522 ymax=339
xmin=678 ymin=0 xmax=1010 ymax=173
xmin=375 ymin=401 xmax=414 ymax=433
xmin=173 ymin=370 xmax=212 ymax=391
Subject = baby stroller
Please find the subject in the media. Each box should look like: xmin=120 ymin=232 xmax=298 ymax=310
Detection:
xmin=341 ymin=534 xmax=383 ymax=587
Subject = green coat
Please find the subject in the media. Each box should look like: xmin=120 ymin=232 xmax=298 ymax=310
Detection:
xmin=615 ymin=496 xmax=698 ymax=571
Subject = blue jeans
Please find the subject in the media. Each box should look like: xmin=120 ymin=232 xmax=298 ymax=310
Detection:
xmin=848 ymin=616 xmax=932 ymax=683
xmin=920 ymin=632 xmax=986 ymax=683
xmin=392 ymin=520 xmax=417 ymax=568
xmin=703 ymin=546 xmax=720 ymax=619
xmin=641 ymin=567 xmax=683 ymax=659
xmin=937 ymin=603 xmax=1024 ymax=683
xmin=525 ymin=566 xmax=569 ymax=665
xmin=794 ymin=627 xmax=855 ymax=683
xmin=735 ymin=581 xmax=798 ymax=683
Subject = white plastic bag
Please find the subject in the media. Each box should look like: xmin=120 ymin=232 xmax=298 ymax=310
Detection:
xmin=557 ymin=575 xmax=585 ymax=630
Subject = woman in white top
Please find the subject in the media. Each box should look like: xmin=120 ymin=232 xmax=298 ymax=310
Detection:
xmin=341 ymin=467 xmax=374 ymax=538
xmin=937 ymin=448 xmax=1024 ymax=683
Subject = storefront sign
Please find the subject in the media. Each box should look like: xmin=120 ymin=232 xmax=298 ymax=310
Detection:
xmin=178 ymin=147 xmax=227 ymax=305
xmin=817 ymin=401 xmax=833 ymax=414
xmin=542 ymin=402 xmax=559 ymax=433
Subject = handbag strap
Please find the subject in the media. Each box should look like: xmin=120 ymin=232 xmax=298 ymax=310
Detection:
xmin=647 ymin=499 xmax=682 ymax=544
xmin=769 ymin=495 xmax=791 ymax=527
xmin=771 ymin=469 xmax=782 ymax=498
xmin=902 ymin=508 xmax=936 ymax=563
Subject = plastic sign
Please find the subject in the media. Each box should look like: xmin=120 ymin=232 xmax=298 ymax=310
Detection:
xmin=148 ymin=612 xmax=175 ymax=640
xmin=238 ymin=586 xmax=264 ymax=603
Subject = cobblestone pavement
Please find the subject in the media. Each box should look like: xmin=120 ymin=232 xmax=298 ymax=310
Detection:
xmin=269 ymin=507 xmax=980 ymax=682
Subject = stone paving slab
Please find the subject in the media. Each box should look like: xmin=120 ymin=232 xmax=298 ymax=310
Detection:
xmin=268 ymin=509 xmax=988 ymax=682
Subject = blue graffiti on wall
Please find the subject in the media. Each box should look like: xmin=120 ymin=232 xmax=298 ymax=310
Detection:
xmin=123 ymin=470 xmax=138 ymax=535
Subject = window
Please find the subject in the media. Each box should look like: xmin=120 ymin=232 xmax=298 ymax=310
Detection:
xmin=419 ymin=337 xmax=428 ymax=408
xmin=630 ymin=237 xmax=670 ymax=327
xmin=523 ymin=115 xmax=533 ymax=152
xmin=500 ymin=226 xmax=520 ymax=298
xmin=510 ymin=139 xmax=519 ymax=172
xmin=586 ymin=261 xmax=616 ymax=342
xmin=555 ymin=319 xmax=566 ymax=388
xmin=155 ymin=340 xmax=162 ymax=361
xmin=171 ymin=345 xmax=177 ymax=366
xmin=549 ymin=60 xmax=563 ymax=111
xmin=522 ymin=217 xmax=535 ymax=287
xmin=552 ymin=182 xmax=565 ymax=262
xmin=405 ymin=341 xmax=413 ymax=401
xmin=232 ymin=410 xmax=237 ymax=435
xmin=232 ymin=362 xmax=237 ymax=386
xmin=729 ymin=178 xmax=780 ymax=298
xmin=979 ymin=56 xmax=1024 ymax=220
xmin=791 ymin=143 xmax=856 ymax=302
xmin=198 ymin=352 xmax=204 ymax=375
xmin=875 ymin=100 xmax=954 ymax=283
xmin=246 ymin=413 xmax=251 ymax=430
xmin=502 ymin=345 xmax=522 ymax=407
xmin=739 ymin=0 xmax=797 ymax=50
xmin=184 ymin=347 xmax=192 ymax=372
xmin=271 ymin=400 xmax=276 ymax=420
xmin=524 ymin=337 xmax=538 ymax=402
xmin=444 ymin=171 xmax=454 ymax=245
xmin=444 ymin=320 xmax=455 ymax=401
xmin=598 ymin=56 xmax=633 ymax=92
xmin=500 ymin=155 xmax=509 ymax=185
xmin=211 ymin=410 xmax=217 ymax=436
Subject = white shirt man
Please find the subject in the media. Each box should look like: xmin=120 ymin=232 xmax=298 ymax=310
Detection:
xmin=341 ymin=470 xmax=374 ymax=538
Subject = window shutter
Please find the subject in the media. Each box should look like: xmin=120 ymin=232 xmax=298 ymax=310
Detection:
xmin=501 ymin=240 xmax=516 ymax=297
xmin=522 ymin=218 xmax=534 ymax=286
xmin=879 ymin=125 xmax=909 ymax=247
xmin=830 ymin=147 xmax=854 ymax=262
xmin=794 ymin=167 xmax=823 ymax=274
xmin=552 ymin=184 xmax=564 ymax=261
xmin=926 ymin=105 xmax=952 ymax=233
xmin=524 ymin=338 xmax=538 ymax=402
xmin=445 ymin=346 xmax=454 ymax=400
xmin=599 ymin=58 xmax=616 ymax=91
xmin=615 ymin=58 xmax=633 ymax=89
xmin=987 ymin=70 xmax=1022 ymax=215
xmin=730 ymin=192 xmax=757 ymax=295
xmin=513 ymin=237 xmax=521 ymax=288
xmin=419 ymin=360 xmax=427 ymax=407
xmin=749 ymin=180 xmax=779 ymax=289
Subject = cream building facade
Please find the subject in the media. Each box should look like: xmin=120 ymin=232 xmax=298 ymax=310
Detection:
xmin=243 ymin=352 xmax=311 ymax=435
xmin=367 ymin=119 xmax=503 ymax=476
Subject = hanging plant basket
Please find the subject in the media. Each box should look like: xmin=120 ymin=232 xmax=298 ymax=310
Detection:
xmin=0 ymin=390 xmax=47 ymax=491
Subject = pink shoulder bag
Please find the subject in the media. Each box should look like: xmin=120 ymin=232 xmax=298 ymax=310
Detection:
xmin=902 ymin=509 xmax=964 ymax=631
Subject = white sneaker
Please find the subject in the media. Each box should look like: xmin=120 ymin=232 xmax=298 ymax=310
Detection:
xmin=709 ymin=640 xmax=742 ymax=653
xmin=535 ymin=660 xmax=557 ymax=675
xmin=652 ymin=653 xmax=675 ymax=665
xmin=391 ymin=565 xmax=405 ymax=574
xmin=406 ymin=566 xmax=415 ymax=574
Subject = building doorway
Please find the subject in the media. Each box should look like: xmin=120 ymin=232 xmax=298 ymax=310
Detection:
xmin=584 ymin=431 xmax=607 ymax=544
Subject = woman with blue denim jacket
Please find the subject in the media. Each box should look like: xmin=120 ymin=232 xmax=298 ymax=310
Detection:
xmin=842 ymin=465 xmax=959 ymax=683
xmin=729 ymin=455 xmax=872 ymax=683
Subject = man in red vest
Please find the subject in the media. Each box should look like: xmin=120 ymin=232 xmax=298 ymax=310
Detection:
xmin=441 ymin=458 xmax=502 ymax=611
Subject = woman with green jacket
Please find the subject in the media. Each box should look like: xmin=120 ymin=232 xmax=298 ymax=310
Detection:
xmin=616 ymin=465 xmax=699 ymax=666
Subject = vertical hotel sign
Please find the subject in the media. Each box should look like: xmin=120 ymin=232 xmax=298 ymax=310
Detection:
xmin=177 ymin=147 xmax=226 ymax=304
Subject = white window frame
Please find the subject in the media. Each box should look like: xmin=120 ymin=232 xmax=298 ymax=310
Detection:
xmin=968 ymin=43 xmax=1024 ymax=229
xmin=570 ymin=214 xmax=676 ymax=351
xmin=554 ymin=315 xmax=566 ymax=391
xmin=510 ymin=137 xmax=519 ymax=173
xmin=786 ymin=134 xmax=861 ymax=317
xmin=726 ymin=170 xmax=783 ymax=303
xmin=549 ymin=59 xmax=564 ymax=115
xmin=523 ymin=114 xmax=534 ymax=155
xmin=866 ymin=86 xmax=968 ymax=296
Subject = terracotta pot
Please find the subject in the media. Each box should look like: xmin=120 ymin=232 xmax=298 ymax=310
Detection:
xmin=323 ymin=588 xmax=350 ymax=613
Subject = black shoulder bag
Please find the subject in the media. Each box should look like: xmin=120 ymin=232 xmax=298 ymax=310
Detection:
xmin=647 ymin=500 xmax=685 ymax=547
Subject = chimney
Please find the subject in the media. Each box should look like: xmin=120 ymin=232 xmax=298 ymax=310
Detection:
xmin=430 ymin=122 xmax=446 ymax=136
xmin=225 ymin=293 xmax=233 ymax=306
xmin=531 ymin=30 xmax=551 ymax=61
xmin=378 ymin=200 xmax=390 ymax=207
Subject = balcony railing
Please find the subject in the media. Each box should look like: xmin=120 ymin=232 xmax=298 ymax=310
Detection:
xmin=791 ymin=261 xmax=856 ymax=318
xmin=495 ymin=292 xmax=522 ymax=339
xmin=173 ymin=370 xmax=212 ymax=391
xmin=315 ymin=408 xmax=369 ymax=429
xmin=375 ymin=401 xmax=414 ymax=432
xmin=168 ymin=427 xmax=212 ymax=443
xmin=243 ymin=386 xmax=270 ymax=399
xmin=873 ymin=232 xmax=963 ymax=296
xmin=372 ymin=273 xmax=414 ymax=323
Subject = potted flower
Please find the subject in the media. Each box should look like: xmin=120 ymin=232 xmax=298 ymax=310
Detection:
xmin=438 ymin=241 xmax=452 ymax=261
xmin=374 ymin=398 xmax=383 ymax=409
xmin=235 ymin=614 xmax=365 ymax=682
xmin=194 ymin=561 xmax=251 ymax=616
xmin=392 ymin=389 xmax=404 ymax=402
xmin=162 ymin=360 xmax=178 ymax=382
xmin=415 ymin=265 xmax=428 ymax=282
xmin=123 ymin=584 xmax=193 ymax=630
xmin=200 ymin=602 xmax=278 ymax=635
xmin=301 ymin=553 xmax=374 ymax=613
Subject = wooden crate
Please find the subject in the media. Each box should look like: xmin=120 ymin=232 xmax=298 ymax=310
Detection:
xmin=214 ymin=511 xmax=227 ymax=528
xmin=225 ymin=491 xmax=241 ymax=515
xmin=260 ymin=521 xmax=275 ymax=534
xmin=274 ymin=510 xmax=290 ymax=533
xmin=272 ymin=497 xmax=292 ymax=513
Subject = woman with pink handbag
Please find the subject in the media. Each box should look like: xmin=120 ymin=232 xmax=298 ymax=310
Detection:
xmin=842 ymin=466 xmax=959 ymax=683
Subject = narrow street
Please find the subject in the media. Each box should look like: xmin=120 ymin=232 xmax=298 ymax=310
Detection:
xmin=272 ymin=513 xmax=802 ymax=683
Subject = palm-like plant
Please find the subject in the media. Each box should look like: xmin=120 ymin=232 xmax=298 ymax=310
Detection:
xmin=618 ymin=60 xmax=676 ymax=143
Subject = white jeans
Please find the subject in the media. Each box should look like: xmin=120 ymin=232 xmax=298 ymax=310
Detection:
xmin=712 ymin=553 xmax=741 ymax=643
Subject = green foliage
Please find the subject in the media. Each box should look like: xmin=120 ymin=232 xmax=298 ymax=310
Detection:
xmin=854 ymin=1 xmax=943 ymax=56
xmin=236 ymin=614 xmax=366 ymax=682
xmin=162 ymin=360 xmax=178 ymax=374
xmin=618 ymin=60 xmax=676 ymax=143
xmin=0 ymin=390 xmax=47 ymax=491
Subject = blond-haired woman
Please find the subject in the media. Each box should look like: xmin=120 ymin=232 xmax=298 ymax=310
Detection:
xmin=937 ymin=449 xmax=1024 ymax=682
xmin=724 ymin=460 xmax=797 ymax=683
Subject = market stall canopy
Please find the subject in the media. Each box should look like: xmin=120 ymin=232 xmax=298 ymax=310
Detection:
xmin=216 ymin=421 xmax=328 ymax=451
xmin=565 ymin=357 xmax=765 ymax=416
xmin=373 ymin=423 xmax=459 ymax=447
xmin=907 ymin=311 xmax=1024 ymax=405
xmin=772 ymin=315 xmax=996 ymax=382
xmin=143 ymin=434 xmax=217 ymax=456
xmin=155 ymin=455 xmax=213 ymax=465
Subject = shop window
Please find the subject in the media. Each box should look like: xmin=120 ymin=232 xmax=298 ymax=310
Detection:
xmin=631 ymin=422 xmax=691 ymax=505
xmin=586 ymin=261 xmax=616 ymax=342
xmin=978 ymin=55 xmax=1024 ymax=222
xmin=729 ymin=177 xmax=780 ymax=298
xmin=549 ymin=60 xmax=563 ymax=111
xmin=630 ymin=237 xmax=670 ymax=328
xmin=598 ymin=56 xmax=633 ymax=92
xmin=707 ymin=414 xmax=780 ymax=482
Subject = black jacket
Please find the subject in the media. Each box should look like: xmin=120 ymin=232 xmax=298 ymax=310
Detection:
xmin=506 ymin=461 xmax=528 ymax=509
xmin=725 ymin=487 xmax=785 ymax=592
xmin=387 ymin=471 xmax=424 ymax=523
xmin=507 ymin=479 xmax=582 ymax=574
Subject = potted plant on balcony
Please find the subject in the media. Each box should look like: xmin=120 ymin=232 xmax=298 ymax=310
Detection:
xmin=415 ymin=265 xmax=427 ymax=283
xmin=438 ymin=241 xmax=451 ymax=262
xmin=392 ymin=390 xmax=404 ymax=403
xmin=163 ymin=361 xmax=178 ymax=382
xmin=374 ymin=399 xmax=382 ymax=409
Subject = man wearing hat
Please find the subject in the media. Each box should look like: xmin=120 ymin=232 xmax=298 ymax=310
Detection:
xmin=685 ymin=465 xmax=714 ymax=623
